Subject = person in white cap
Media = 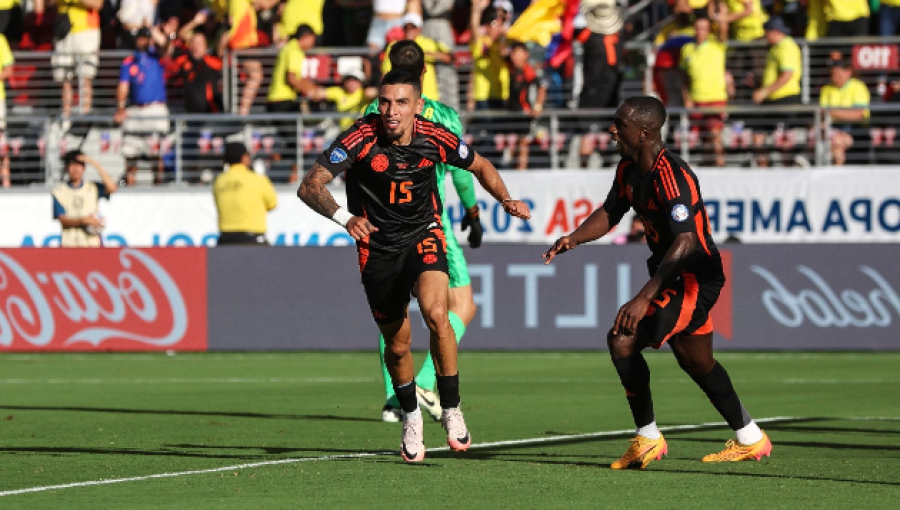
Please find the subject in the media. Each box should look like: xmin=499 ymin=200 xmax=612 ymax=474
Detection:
xmin=381 ymin=12 xmax=452 ymax=102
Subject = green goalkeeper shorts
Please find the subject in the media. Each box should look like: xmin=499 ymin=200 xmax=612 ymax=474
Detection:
xmin=442 ymin=212 xmax=471 ymax=289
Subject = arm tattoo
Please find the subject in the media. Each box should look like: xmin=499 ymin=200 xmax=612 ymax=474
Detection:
xmin=297 ymin=163 xmax=340 ymax=218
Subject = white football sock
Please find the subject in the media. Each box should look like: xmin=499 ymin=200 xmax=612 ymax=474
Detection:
xmin=636 ymin=421 xmax=661 ymax=439
xmin=735 ymin=421 xmax=764 ymax=445
xmin=403 ymin=408 xmax=422 ymax=423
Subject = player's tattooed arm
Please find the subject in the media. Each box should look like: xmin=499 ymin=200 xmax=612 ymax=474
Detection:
xmin=297 ymin=163 xmax=339 ymax=218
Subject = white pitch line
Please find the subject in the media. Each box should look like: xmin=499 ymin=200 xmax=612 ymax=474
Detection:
xmin=0 ymin=377 xmax=893 ymax=385
xmin=0 ymin=416 xmax=800 ymax=498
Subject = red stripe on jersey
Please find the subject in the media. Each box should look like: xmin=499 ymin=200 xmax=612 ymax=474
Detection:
xmin=679 ymin=165 xmax=699 ymax=206
xmin=419 ymin=128 xmax=458 ymax=150
xmin=426 ymin=139 xmax=446 ymax=161
xmin=661 ymin=158 xmax=680 ymax=200
xmin=343 ymin=126 xmax=376 ymax=149
xmin=616 ymin=161 xmax=628 ymax=197
xmin=663 ymin=272 xmax=699 ymax=344
xmin=417 ymin=122 xmax=458 ymax=148
xmin=695 ymin=211 xmax=711 ymax=256
xmin=656 ymin=159 xmax=675 ymax=200
xmin=358 ymin=140 xmax=376 ymax=160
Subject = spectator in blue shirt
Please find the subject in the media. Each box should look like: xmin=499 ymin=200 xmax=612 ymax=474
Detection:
xmin=114 ymin=25 xmax=174 ymax=185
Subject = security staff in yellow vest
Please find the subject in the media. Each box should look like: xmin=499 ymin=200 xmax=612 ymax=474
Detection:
xmin=213 ymin=142 xmax=277 ymax=245
xmin=51 ymin=150 xmax=118 ymax=247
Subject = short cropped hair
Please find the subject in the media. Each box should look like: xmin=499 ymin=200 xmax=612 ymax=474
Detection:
xmin=387 ymin=40 xmax=426 ymax=77
xmin=292 ymin=24 xmax=316 ymax=40
xmin=380 ymin=68 xmax=422 ymax=98
xmin=624 ymin=96 xmax=668 ymax=131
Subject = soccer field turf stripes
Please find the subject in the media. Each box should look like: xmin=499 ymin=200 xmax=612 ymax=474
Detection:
xmin=0 ymin=416 xmax=801 ymax=498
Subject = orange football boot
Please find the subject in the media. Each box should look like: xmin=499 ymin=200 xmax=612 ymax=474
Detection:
xmin=610 ymin=434 xmax=668 ymax=470
xmin=702 ymin=432 xmax=772 ymax=462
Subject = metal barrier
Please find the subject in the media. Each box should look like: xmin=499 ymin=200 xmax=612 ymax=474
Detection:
xmin=4 ymin=104 xmax=895 ymax=187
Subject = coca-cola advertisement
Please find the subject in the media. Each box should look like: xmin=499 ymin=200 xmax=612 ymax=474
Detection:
xmin=0 ymin=248 xmax=207 ymax=351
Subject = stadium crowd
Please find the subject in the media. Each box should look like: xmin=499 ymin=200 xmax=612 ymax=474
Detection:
xmin=0 ymin=0 xmax=898 ymax=187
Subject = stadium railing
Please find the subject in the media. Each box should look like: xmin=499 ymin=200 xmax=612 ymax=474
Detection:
xmin=4 ymin=104 xmax=896 ymax=187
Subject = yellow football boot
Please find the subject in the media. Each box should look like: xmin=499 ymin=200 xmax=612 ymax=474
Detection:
xmin=702 ymin=432 xmax=772 ymax=462
xmin=610 ymin=434 xmax=668 ymax=470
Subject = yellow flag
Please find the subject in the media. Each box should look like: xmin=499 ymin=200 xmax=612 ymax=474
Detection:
xmin=507 ymin=0 xmax=567 ymax=47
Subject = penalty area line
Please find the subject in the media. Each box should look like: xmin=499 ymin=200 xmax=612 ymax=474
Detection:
xmin=0 ymin=416 xmax=800 ymax=498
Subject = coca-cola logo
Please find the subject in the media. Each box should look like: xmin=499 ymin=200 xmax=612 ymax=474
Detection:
xmin=752 ymin=265 xmax=900 ymax=328
xmin=0 ymin=248 xmax=207 ymax=351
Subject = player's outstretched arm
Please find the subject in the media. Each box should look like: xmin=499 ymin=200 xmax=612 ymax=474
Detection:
xmin=297 ymin=163 xmax=378 ymax=241
xmin=465 ymin=153 xmax=531 ymax=220
xmin=613 ymin=231 xmax=698 ymax=336
xmin=542 ymin=207 xmax=614 ymax=264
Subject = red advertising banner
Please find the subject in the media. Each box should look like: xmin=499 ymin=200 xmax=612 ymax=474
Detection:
xmin=852 ymin=44 xmax=899 ymax=70
xmin=0 ymin=248 xmax=207 ymax=351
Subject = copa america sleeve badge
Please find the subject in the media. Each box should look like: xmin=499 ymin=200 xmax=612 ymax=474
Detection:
xmin=330 ymin=147 xmax=348 ymax=164
xmin=671 ymin=204 xmax=690 ymax=222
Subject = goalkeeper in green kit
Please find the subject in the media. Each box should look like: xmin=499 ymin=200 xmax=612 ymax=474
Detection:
xmin=363 ymin=40 xmax=484 ymax=422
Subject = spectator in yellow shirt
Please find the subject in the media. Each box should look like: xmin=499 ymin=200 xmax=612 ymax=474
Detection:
xmin=214 ymin=142 xmax=277 ymax=246
xmin=825 ymin=0 xmax=869 ymax=37
xmin=718 ymin=0 xmax=767 ymax=41
xmin=325 ymin=70 xmax=378 ymax=130
xmin=276 ymin=0 xmax=324 ymax=43
xmin=752 ymin=17 xmax=803 ymax=167
xmin=382 ymin=13 xmax=451 ymax=102
xmin=680 ymin=14 xmax=730 ymax=167
xmin=468 ymin=0 xmax=509 ymax=111
xmin=820 ymin=58 xmax=870 ymax=166
xmin=718 ymin=0 xmax=767 ymax=97
xmin=266 ymin=25 xmax=324 ymax=112
xmin=0 ymin=32 xmax=12 ymax=188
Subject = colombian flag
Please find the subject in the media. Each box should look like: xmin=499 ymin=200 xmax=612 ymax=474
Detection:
xmin=507 ymin=0 xmax=572 ymax=47
xmin=229 ymin=0 xmax=258 ymax=50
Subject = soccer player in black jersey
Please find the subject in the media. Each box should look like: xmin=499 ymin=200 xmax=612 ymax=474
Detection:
xmin=543 ymin=96 xmax=772 ymax=469
xmin=298 ymin=69 xmax=530 ymax=462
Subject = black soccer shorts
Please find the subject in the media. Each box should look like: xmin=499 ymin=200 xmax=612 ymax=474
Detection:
xmin=637 ymin=270 xmax=725 ymax=349
xmin=358 ymin=227 xmax=450 ymax=324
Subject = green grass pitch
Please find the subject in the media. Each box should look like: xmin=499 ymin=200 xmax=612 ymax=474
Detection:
xmin=0 ymin=352 xmax=898 ymax=508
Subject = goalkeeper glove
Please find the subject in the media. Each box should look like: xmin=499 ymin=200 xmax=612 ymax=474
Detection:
xmin=460 ymin=206 xmax=484 ymax=248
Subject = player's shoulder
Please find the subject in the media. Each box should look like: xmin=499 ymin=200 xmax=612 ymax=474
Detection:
xmin=657 ymin=149 xmax=699 ymax=187
xmin=337 ymin=113 xmax=379 ymax=146
xmin=415 ymin=115 xmax=457 ymax=140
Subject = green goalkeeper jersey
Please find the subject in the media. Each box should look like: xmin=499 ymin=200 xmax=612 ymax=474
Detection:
xmin=363 ymin=97 xmax=478 ymax=211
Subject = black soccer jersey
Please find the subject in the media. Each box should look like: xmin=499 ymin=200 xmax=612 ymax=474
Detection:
xmin=603 ymin=149 xmax=722 ymax=277
xmin=317 ymin=113 xmax=476 ymax=252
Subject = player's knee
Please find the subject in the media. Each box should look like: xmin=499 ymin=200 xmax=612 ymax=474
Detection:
xmin=387 ymin=340 xmax=410 ymax=360
xmin=422 ymin=307 xmax=450 ymax=333
xmin=672 ymin=345 xmax=714 ymax=377
xmin=607 ymin=330 xmax=633 ymax=358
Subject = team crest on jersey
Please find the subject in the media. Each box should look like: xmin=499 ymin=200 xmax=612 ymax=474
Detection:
xmin=671 ymin=204 xmax=690 ymax=222
xmin=423 ymin=254 xmax=438 ymax=264
xmin=371 ymin=154 xmax=389 ymax=172
xmin=458 ymin=142 xmax=469 ymax=159
xmin=330 ymin=147 xmax=347 ymax=164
